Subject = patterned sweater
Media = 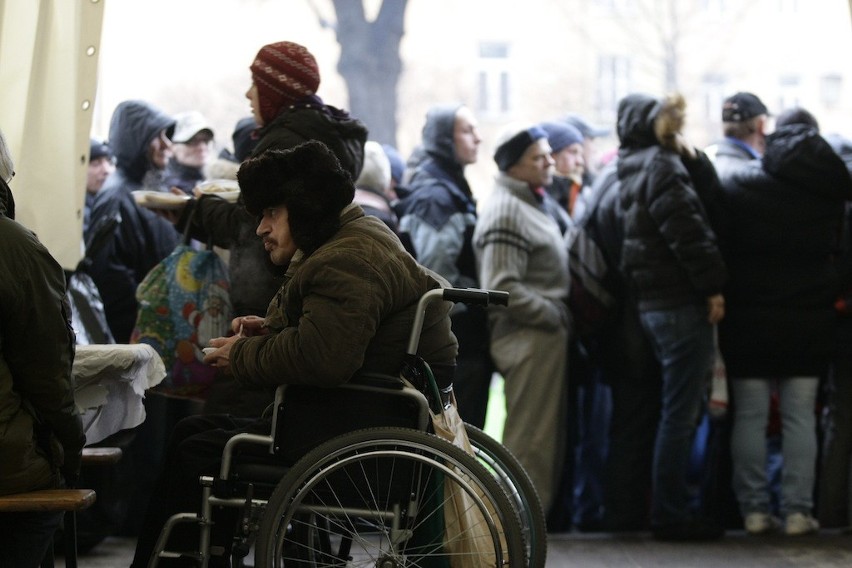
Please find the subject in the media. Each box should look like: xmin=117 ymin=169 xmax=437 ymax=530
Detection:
xmin=473 ymin=173 xmax=570 ymax=340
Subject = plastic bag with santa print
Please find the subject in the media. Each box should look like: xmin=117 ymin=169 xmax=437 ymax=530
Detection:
xmin=130 ymin=243 xmax=232 ymax=399
xmin=708 ymin=325 xmax=728 ymax=419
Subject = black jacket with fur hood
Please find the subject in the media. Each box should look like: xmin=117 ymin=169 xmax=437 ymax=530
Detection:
xmin=617 ymin=93 xmax=727 ymax=311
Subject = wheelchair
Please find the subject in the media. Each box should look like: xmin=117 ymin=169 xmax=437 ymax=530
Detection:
xmin=150 ymin=288 xmax=547 ymax=567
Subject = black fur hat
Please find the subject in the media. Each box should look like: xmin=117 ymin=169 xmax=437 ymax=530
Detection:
xmin=238 ymin=140 xmax=355 ymax=254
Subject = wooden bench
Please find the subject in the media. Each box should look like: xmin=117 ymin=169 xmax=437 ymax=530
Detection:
xmin=81 ymin=446 xmax=123 ymax=466
xmin=0 ymin=488 xmax=96 ymax=568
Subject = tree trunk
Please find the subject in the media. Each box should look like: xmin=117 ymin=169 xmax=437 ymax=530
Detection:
xmin=331 ymin=0 xmax=407 ymax=147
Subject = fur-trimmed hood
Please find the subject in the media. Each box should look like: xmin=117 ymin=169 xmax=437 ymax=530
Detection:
xmin=617 ymin=93 xmax=691 ymax=156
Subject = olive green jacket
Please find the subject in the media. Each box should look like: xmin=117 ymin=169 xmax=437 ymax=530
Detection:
xmin=0 ymin=185 xmax=84 ymax=495
xmin=231 ymin=204 xmax=458 ymax=388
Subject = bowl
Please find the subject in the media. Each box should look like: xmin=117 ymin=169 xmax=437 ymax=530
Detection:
xmin=132 ymin=190 xmax=191 ymax=210
xmin=196 ymin=179 xmax=240 ymax=203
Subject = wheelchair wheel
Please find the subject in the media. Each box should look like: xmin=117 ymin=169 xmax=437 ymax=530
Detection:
xmin=255 ymin=427 xmax=525 ymax=567
xmin=465 ymin=424 xmax=547 ymax=567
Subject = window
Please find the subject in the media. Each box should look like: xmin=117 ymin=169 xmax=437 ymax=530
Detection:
xmin=778 ymin=0 xmax=799 ymax=13
xmin=820 ymin=74 xmax=842 ymax=108
xmin=594 ymin=0 xmax=638 ymax=14
xmin=701 ymin=0 xmax=727 ymax=13
xmin=701 ymin=74 xmax=728 ymax=121
xmin=778 ymin=75 xmax=801 ymax=110
xmin=477 ymin=41 xmax=511 ymax=116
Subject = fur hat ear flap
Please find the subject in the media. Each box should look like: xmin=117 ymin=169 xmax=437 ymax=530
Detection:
xmin=654 ymin=92 xmax=695 ymax=158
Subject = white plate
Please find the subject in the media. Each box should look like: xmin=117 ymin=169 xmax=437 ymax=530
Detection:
xmin=196 ymin=179 xmax=240 ymax=203
xmin=132 ymin=190 xmax=191 ymax=210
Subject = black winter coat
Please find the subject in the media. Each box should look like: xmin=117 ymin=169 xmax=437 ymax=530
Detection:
xmin=718 ymin=124 xmax=852 ymax=378
xmin=617 ymin=94 xmax=727 ymax=311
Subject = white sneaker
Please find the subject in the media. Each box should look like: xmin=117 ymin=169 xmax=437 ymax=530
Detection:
xmin=785 ymin=513 xmax=819 ymax=536
xmin=744 ymin=512 xmax=780 ymax=535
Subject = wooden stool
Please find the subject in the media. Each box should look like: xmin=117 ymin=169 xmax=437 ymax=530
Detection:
xmin=0 ymin=488 xmax=96 ymax=568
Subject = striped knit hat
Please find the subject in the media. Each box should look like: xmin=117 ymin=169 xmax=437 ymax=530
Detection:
xmin=250 ymin=41 xmax=320 ymax=124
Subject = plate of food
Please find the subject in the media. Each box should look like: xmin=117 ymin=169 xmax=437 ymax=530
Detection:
xmin=196 ymin=179 xmax=240 ymax=203
xmin=132 ymin=190 xmax=191 ymax=210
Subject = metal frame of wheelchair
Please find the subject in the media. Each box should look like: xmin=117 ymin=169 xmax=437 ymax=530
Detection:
xmin=150 ymin=288 xmax=547 ymax=567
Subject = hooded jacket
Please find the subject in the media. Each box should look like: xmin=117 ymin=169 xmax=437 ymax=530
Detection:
xmin=84 ymin=100 xmax=180 ymax=343
xmin=0 ymin=180 xmax=84 ymax=495
xmin=395 ymin=105 xmax=489 ymax=355
xmin=181 ymin=98 xmax=368 ymax=318
xmin=718 ymin=124 xmax=852 ymax=377
xmin=617 ymin=94 xmax=727 ymax=311
xmin=396 ymin=104 xmax=478 ymax=288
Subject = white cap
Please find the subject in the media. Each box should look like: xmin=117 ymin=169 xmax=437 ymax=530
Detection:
xmin=172 ymin=111 xmax=214 ymax=144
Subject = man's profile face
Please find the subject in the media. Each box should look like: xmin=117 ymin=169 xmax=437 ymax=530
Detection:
xmin=256 ymin=205 xmax=297 ymax=265
xmin=552 ymin=143 xmax=585 ymax=180
xmin=453 ymin=106 xmax=481 ymax=166
xmin=148 ymin=130 xmax=173 ymax=170
xmin=508 ymin=138 xmax=555 ymax=187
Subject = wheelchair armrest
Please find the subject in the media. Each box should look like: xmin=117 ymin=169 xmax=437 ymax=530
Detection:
xmin=348 ymin=372 xmax=407 ymax=390
xmin=219 ymin=432 xmax=275 ymax=480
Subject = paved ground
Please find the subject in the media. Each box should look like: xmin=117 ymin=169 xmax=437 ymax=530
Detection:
xmin=60 ymin=529 xmax=852 ymax=567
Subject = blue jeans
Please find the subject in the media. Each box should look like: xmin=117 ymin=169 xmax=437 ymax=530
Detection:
xmin=731 ymin=377 xmax=818 ymax=517
xmin=572 ymin=373 xmax=611 ymax=526
xmin=640 ymin=304 xmax=714 ymax=526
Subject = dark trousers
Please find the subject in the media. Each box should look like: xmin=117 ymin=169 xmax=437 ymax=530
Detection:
xmin=603 ymin=370 xmax=661 ymax=530
xmin=452 ymin=352 xmax=493 ymax=429
xmin=0 ymin=510 xmax=63 ymax=568
xmin=449 ymin=307 xmax=493 ymax=430
xmin=819 ymin=318 xmax=852 ymax=527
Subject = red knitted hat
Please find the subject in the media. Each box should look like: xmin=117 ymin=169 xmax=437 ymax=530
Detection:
xmin=250 ymin=41 xmax=320 ymax=124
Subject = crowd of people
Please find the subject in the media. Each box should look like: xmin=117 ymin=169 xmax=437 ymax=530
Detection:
xmin=3 ymin=36 xmax=852 ymax=566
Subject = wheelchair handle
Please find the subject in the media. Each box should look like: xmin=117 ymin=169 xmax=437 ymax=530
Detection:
xmin=441 ymin=287 xmax=509 ymax=307
xmin=407 ymin=287 xmax=509 ymax=355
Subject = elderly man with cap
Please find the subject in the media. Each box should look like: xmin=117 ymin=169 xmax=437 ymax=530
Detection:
xmin=164 ymin=110 xmax=214 ymax=194
xmin=174 ymin=41 xmax=368 ymax=417
xmin=473 ymin=124 xmax=570 ymax=516
xmin=707 ymin=91 xmax=770 ymax=182
xmin=130 ymin=140 xmax=457 ymax=567
xmin=540 ymin=120 xmax=586 ymax=217
xmin=564 ymin=113 xmax=611 ymax=187
xmin=83 ymin=137 xmax=115 ymax=233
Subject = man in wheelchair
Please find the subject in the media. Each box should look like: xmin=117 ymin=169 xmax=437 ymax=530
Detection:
xmin=131 ymin=140 xmax=459 ymax=567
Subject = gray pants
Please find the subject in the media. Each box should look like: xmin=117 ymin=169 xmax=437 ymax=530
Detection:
xmin=491 ymin=326 xmax=569 ymax=511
